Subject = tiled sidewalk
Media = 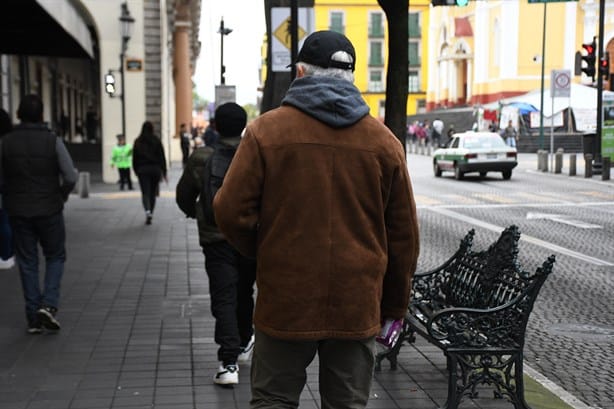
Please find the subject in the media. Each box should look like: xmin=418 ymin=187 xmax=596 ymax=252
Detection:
xmin=0 ymin=162 xmax=578 ymax=409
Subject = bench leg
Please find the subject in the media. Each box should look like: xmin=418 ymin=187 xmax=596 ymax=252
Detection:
xmin=441 ymin=353 xmax=461 ymax=409
xmin=442 ymin=350 xmax=532 ymax=409
xmin=511 ymin=357 xmax=533 ymax=409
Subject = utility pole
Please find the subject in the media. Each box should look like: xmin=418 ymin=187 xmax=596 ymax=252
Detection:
xmin=218 ymin=18 xmax=232 ymax=85
xmin=290 ymin=0 xmax=298 ymax=80
xmin=595 ymin=0 xmax=605 ymax=173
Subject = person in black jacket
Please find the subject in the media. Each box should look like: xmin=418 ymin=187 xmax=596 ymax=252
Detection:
xmin=176 ymin=103 xmax=256 ymax=386
xmin=0 ymin=94 xmax=77 ymax=333
xmin=132 ymin=121 xmax=167 ymax=225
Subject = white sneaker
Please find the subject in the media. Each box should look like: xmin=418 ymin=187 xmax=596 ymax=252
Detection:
xmin=238 ymin=334 xmax=255 ymax=363
xmin=0 ymin=256 xmax=15 ymax=269
xmin=213 ymin=364 xmax=239 ymax=385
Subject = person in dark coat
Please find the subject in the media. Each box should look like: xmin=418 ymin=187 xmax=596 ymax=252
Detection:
xmin=0 ymin=108 xmax=14 ymax=269
xmin=0 ymin=95 xmax=77 ymax=333
xmin=132 ymin=121 xmax=167 ymax=225
xmin=176 ymin=103 xmax=256 ymax=386
xmin=213 ymin=31 xmax=419 ymax=408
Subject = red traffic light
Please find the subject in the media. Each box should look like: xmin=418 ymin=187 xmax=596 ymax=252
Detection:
xmin=582 ymin=43 xmax=595 ymax=55
xmin=600 ymin=52 xmax=610 ymax=80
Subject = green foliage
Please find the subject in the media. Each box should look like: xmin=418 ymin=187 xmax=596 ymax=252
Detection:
xmin=243 ymin=103 xmax=260 ymax=121
xmin=193 ymin=90 xmax=208 ymax=112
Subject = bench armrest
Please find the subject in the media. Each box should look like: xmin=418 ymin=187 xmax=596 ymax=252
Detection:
xmin=426 ymin=302 xmax=525 ymax=349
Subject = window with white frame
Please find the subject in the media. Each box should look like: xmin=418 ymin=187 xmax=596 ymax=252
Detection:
xmin=368 ymin=70 xmax=385 ymax=92
xmin=409 ymin=42 xmax=420 ymax=67
xmin=369 ymin=41 xmax=384 ymax=66
xmin=369 ymin=12 xmax=384 ymax=38
xmin=409 ymin=12 xmax=421 ymax=38
xmin=408 ymin=70 xmax=420 ymax=93
xmin=493 ymin=19 xmax=500 ymax=67
xmin=0 ymin=55 xmax=10 ymax=112
xmin=330 ymin=12 xmax=344 ymax=34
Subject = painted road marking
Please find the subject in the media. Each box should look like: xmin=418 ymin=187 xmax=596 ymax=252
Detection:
xmin=471 ymin=193 xmax=517 ymax=204
xmin=526 ymin=212 xmax=602 ymax=229
xmin=428 ymin=206 xmax=614 ymax=267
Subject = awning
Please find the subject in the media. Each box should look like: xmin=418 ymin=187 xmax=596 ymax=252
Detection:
xmin=0 ymin=0 xmax=94 ymax=59
xmin=454 ymin=17 xmax=473 ymax=37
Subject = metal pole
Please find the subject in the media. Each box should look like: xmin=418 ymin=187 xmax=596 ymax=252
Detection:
xmin=290 ymin=0 xmax=298 ymax=80
xmin=550 ymin=92 xmax=554 ymax=172
xmin=220 ymin=19 xmax=225 ymax=85
xmin=596 ymin=0 xmax=605 ymax=170
xmin=120 ymin=50 xmax=126 ymax=138
xmin=538 ymin=2 xmax=547 ymax=150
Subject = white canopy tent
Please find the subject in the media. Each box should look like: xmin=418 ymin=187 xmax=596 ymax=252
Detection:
xmin=500 ymin=83 xmax=614 ymax=116
xmin=495 ymin=83 xmax=614 ymax=132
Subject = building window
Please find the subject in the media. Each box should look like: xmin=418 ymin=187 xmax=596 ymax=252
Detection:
xmin=493 ymin=18 xmax=500 ymax=67
xmin=368 ymin=70 xmax=384 ymax=92
xmin=0 ymin=55 xmax=11 ymax=112
xmin=330 ymin=12 xmax=344 ymax=34
xmin=416 ymin=99 xmax=426 ymax=114
xmin=369 ymin=41 xmax=384 ymax=66
xmin=409 ymin=42 xmax=420 ymax=67
xmin=369 ymin=12 xmax=384 ymax=38
xmin=378 ymin=99 xmax=386 ymax=119
xmin=409 ymin=13 xmax=421 ymax=38
xmin=408 ymin=70 xmax=420 ymax=93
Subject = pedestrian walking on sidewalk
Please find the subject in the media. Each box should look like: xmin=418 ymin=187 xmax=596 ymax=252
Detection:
xmin=432 ymin=117 xmax=444 ymax=147
xmin=0 ymin=108 xmax=15 ymax=270
xmin=0 ymin=95 xmax=77 ymax=333
xmin=176 ymin=102 xmax=256 ymax=386
xmin=132 ymin=121 xmax=167 ymax=225
xmin=504 ymin=120 xmax=518 ymax=148
xmin=179 ymin=123 xmax=191 ymax=167
xmin=110 ymin=134 xmax=133 ymax=191
xmin=213 ymin=30 xmax=420 ymax=408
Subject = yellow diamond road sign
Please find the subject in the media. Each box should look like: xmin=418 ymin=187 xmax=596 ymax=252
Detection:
xmin=273 ymin=17 xmax=306 ymax=50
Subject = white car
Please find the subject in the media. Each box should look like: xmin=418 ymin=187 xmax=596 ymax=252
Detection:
xmin=432 ymin=131 xmax=518 ymax=180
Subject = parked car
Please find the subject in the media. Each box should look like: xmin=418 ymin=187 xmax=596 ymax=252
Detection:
xmin=432 ymin=131 xmax=518 ymax=180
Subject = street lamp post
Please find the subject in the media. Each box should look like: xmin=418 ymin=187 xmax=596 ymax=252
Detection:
xmin=218 ymin=18 xmax=232 ymax=85
xmin=119 ymin=2 xmax=134 ymax=138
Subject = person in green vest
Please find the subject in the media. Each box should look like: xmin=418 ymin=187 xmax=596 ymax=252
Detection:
xmin=110 ymin=134 xmax=133 ymax=190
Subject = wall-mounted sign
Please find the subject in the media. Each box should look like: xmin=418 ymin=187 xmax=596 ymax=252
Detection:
xmin=126 ymin=58 xmax=143 ymax=71
xmin=271 ymin=7 xmax=314 ymax=72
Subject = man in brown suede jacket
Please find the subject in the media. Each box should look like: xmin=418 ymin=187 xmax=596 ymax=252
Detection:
xmin=213 ymin=30 xmax=419 ymax=409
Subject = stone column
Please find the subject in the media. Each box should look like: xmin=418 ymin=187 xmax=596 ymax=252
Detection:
xmin=174 ymin=18 xmax=192 ymax=139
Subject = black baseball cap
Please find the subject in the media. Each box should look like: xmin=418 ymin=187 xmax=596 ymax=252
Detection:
xmin=293 ymin=30 xmax=356 ymax=72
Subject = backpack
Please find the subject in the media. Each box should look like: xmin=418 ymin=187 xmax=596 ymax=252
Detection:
xmin=201 ymin=142 xmax=237 ymax=225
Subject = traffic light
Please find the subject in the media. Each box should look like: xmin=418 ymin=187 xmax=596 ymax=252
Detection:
xmin=581 ymin=38 xmax=597 ymax=82
xmin=600 ymin=52 xmax=610 ymax=80
xmin=432 ymin=0 xmax=469 ymax=6
xmin=104 ymin=71 xmax=116 ymax=96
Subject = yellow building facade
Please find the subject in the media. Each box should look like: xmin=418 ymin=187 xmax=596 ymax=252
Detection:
xmin=427 ymin=0 xmax=614 ymax=110
xmin=314 ymin=0 xmax=431 ymax=118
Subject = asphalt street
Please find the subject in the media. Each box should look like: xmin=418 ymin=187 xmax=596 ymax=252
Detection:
xmin=407 ymin=150 xmax=614 ymax=409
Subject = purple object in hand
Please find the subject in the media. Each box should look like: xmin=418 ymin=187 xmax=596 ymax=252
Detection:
xmin=376 ymin=318 xmax=403 ymax=348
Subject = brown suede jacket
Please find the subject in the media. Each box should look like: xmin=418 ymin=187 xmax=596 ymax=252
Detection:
xmin=213 ymin=106 xmax=420 ymax=340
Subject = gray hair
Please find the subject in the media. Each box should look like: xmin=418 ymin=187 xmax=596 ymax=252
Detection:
xmin=297 ymin=51 xmax=355 ymax=82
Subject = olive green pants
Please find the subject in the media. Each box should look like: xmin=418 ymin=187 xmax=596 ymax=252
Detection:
xmin=250 ymin=329 xmax=376 ymax=409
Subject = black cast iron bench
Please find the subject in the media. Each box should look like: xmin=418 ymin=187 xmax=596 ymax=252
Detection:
xmin=376 ymin=225 xmax=556 ymax=409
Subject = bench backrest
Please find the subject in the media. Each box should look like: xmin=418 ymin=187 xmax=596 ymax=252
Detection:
xmin=443 ymin=225 xmax=521 ymax=309
xmin=411 ymin=225 xmax=555 ymax=348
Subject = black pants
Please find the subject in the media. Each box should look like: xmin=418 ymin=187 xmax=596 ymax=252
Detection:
xmin=203 ymin=240 xmax=256 ymax=365
xmin=137 ymin=172 xmax=160 ymax=213
xmin=181 ymin=143 xmax=190 ymax=166
xmin=118 ymin=168 xmax=132 ymax=190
